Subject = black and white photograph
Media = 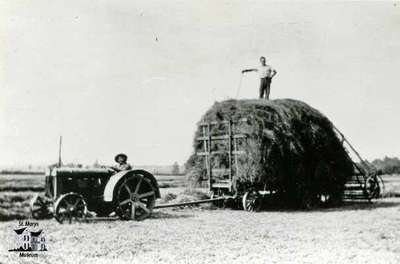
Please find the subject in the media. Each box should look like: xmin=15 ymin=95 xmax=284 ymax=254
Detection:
xmin=0 ymin=1 xmax=399 ymax=263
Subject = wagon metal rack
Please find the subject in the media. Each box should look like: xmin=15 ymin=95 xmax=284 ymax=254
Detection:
xmin=195 ymin=118 xmax=266 ymax=211
xmin=196 ymin=118 xmax=248 ymax=193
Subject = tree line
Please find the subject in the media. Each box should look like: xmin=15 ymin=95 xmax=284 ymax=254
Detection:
xmin=370 ymin=156 xmax=400 ymax=175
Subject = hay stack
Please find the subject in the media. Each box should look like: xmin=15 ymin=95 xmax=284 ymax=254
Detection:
xmin=186 ymin=99 xmax=354 ymax=206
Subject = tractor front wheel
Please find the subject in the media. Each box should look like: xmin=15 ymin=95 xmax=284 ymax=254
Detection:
xmin=30 ymin=194 xmax=52 ymax=219
xmin=54 ymin=193 xmax=87 ymax=224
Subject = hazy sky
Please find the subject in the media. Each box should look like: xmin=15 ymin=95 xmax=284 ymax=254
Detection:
xmin=1 ymin=1 xmax=399 ymax=167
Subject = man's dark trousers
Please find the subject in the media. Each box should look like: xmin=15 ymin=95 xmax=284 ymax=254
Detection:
xmin=259 ymin=77 xmax=271 ymax=99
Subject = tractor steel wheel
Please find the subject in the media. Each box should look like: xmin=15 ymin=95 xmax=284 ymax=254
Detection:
xmin=116 ymin=173 xmax=156 ymax=221
xmin=242 ymin=190 xmax=262 ymax=212
xmin=54 ymin=193 xmax=87 ymax=224
xmin=30 ymin=194 xmax=52 ymax=219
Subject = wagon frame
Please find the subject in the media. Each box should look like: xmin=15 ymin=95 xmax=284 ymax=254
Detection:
xmin=195 ymin=118 xmax=264 ymax=210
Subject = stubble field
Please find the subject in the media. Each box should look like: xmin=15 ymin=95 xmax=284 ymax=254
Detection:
xmin=0 ymin=174 xmax=399 ymax=263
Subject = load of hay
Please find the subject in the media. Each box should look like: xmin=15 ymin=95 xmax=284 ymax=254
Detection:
xmin=186 ymin=99 xmax=354 ymax=207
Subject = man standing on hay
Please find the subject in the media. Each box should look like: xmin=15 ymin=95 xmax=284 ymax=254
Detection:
xmin=242 ymin=56 xmax=277 ymax=99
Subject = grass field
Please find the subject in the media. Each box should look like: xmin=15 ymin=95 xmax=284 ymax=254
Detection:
xmin=0 ymin=174 xmax=400 ymax=263
xmin=380 ymin=175 xmax=400 ymax=197
xmin=1 ymin=198 xmax=400 ymax=263
xmin=0 ymin=173 xmax=187 ymax=191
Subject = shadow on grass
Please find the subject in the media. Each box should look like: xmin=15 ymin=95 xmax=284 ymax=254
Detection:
xmin=150 ymin=211 xmax=194 ymax=220
xmin=0 ymin=213 xmax=28 ymax=221
xmin=0 ymin=211 xmax=194 ymax=223
xmin=197 ymin=197 xmax=400 ymax=214
xmin=320 ymin=199 xmax=400 ymax=212
xmin=255 ymin=198 xmax=400 ymax=213
xmin=75 ymin=211 xmax=194 ymax=223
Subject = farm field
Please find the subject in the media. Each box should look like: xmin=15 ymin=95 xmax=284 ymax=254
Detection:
xmin=0 ymin=174 xmax=399 ymax=263
xmin=0 ymin=198 xmax=400 ymax=263
xmin=0 ymin=173 xmax=187 ymax=191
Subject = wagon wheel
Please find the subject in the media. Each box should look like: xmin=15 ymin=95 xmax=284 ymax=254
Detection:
xmin=54 ymin=193 xmax=87 ymax=224
xmin=116 ymin=173 xmax=156 ymax=221
xmin=364 ymin=175 xmax=381 ymax=199
xmin=30 ymin=194 xmax=52 ymax=219
xmin=242 ymin=190 xmax=262 ymax=212
xmin=301 ymin=191 xmax=317 ymax=210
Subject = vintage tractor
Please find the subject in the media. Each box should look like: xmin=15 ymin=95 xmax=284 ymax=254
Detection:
xmin=30 ymin=167 xmax=160 ymax=223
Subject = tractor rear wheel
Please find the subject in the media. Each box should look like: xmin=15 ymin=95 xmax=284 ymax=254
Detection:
xmin=115 ymin=173 xmax=156 ymax=221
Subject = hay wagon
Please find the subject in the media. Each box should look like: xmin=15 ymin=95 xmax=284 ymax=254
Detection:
xmin=30 ymin=168 xmax=161 ymax=223
xmin=194 ymin=111 xmax=383 ymax=211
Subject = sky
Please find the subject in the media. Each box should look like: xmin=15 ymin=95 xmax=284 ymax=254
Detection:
xmin=1 ymin=0 xmax=399 ymax=167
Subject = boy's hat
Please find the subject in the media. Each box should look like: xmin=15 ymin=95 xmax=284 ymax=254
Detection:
xmin=115 ymin=153 xmax=128 ymax=162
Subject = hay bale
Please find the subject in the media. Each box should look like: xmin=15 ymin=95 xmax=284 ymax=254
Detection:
xmin=186 ymin=99 xmax=354 ymax=207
